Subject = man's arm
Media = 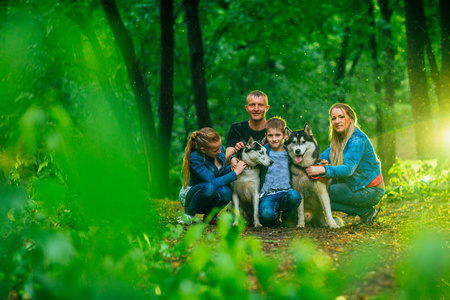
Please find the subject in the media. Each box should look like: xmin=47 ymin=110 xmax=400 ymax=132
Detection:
xmin=225 ymin=147 xmax=236 ymax=163
xmin=225 ymin=122 xmax=243 ymax=163
xmin=225 ymin=141 xmax=246 ymax=164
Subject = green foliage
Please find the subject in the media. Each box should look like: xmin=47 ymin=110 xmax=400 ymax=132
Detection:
xmin=1 ymin=0 xmax=449 ymax=299
xmin=385 ymin=159 xmax=450 ymax=202
xmin=0 ymin=105 xmax=156 ymax=299
xmin=395 ymin=232 xmax=450 ymax=299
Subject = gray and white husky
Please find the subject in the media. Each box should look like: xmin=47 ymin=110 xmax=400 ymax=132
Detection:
xmin=231 ymin=137 xmax=273 ymax=227
xmin=285 ymin=124 xmax=340 ymax=228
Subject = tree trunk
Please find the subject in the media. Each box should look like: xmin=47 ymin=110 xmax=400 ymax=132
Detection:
xmin=334 ymin=26 xmax=350 ymax=103
xmin=158 ymin=0 xmax=175 ymax=194
xmin=0 ymin=0 xmax=6 ymax=47
xmin=101 ymin=0 xmax=157 ymax=191
xmin=369 ymin=0 xmax=384 ymax=168
xmin=404 ymin=0 xmax=434 ymax=159
xmin=378 ymin=0 xmax=396 ymax=179
xmin=0 ymin=0 xmax=5 ymax=23
xmin=347 ymin=45 xmax=364 ymax=77
xmin=184 ymin=0 xmax=212 ymax=129
xmin=439 ymin=0 xmax=450 ymax=130
xmin=422 ymin=8 xmax=441 ymax=105
xmin=71 ymin=10 xmax=137 ymax=155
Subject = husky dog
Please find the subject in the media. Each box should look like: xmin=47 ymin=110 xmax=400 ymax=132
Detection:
xmin=231 ymin=137 xmax=273 ymax=227
xmin=285 ymin=124 xmax=339 ymax=228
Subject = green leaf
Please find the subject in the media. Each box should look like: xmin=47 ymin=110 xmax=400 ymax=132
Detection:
xmin=37 ymin=161 xmax=49 ymax=174
xmin=7 ymin=208 xmax=15 ymax=222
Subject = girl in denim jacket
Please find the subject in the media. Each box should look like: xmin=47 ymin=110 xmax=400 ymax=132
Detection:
xmin=306 ymin=104 xmax=384 ymax=224
xmin=178 ymin=128 xmax=246 ymax=224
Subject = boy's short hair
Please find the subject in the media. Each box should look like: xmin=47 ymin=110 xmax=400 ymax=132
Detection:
xmin=265 ymin=117 xmax=286 ymax=132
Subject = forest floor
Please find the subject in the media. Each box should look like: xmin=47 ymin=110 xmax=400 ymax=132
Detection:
xmin=159 ymin=196 xmax=449 ymax=299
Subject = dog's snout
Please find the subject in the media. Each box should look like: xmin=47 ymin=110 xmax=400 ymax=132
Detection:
xmin=269 ymin=159 xmax=274 ymax=165
xmin=295 ymin=149 xmax=301 ymax=155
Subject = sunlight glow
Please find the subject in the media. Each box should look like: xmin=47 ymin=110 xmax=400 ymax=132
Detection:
xmin=445 ymin=128 xmax=450 ymax=146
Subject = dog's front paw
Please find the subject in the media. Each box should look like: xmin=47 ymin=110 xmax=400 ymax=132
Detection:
xmin=232 ymin=221 xmax=239 ymax=227
xmin=296 ymin=222 xmax=305 ymax=228
xmin=254 ymin=223 xmax=262 ymax=228
xmin=329 ymin=224 xmax=340 ymax=229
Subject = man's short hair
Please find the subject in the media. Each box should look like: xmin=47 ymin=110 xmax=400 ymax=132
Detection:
xmin=247 ymin=90 xmax=268 ymax=104
xmin=265 ymin=117 xmax=286 ymax=132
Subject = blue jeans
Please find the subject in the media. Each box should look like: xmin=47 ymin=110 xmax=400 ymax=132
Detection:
xmin=259 ymin=190 xmax=302 ymax=226
xmin=185 ymin=182 xmax=232 ymax=216
xmin=329 ymin=183 xmax=384 ymax=217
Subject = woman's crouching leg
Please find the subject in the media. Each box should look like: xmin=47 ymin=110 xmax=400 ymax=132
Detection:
xmin=185 ymin=182 xmax=216 ymax=216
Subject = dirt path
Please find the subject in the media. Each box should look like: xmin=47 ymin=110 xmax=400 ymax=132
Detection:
xmin=161 ymin=197 xmax=449 ymax=299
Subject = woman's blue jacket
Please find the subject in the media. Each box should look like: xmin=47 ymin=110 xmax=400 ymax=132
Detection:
xmin=321 ymin=128 xmax=382 ymax=191
xmin=188 ymin=145 xmax=237 ymax=187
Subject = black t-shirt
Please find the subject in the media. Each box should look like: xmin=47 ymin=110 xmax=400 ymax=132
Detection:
xmin=226 ymin=120 xmax=267 ymax=148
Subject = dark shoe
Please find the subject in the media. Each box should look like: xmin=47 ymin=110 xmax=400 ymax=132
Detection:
xmin=360 ymin=208 xmax=381 ymax=224
xmin=203 ymin=214 xmax=218 ymax=225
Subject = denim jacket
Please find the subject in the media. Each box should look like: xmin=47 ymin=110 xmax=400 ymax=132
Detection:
xmin=320 ymin=128 xmax=382 ymax=191
xmin=259 ymin=144 xmax=293 ymax=189
xmin=188 ymin=145 xmax=237 ymax=187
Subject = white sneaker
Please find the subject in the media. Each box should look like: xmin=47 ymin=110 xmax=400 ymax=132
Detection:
xmin=177 ymin=214 xmax=194 ymax=225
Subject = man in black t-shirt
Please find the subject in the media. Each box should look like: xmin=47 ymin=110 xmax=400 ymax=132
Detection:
xmin=225 ymin=90 xmax=270 ymax=164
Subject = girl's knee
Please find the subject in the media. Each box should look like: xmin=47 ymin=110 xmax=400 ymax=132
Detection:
xmin=216 ymin=186 xmax=232 ymax=201
xmin=199 ymin=182 xmax=216 ymax=197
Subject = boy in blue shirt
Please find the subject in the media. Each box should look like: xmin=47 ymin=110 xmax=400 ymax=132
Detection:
xmin=259 ymin=117 xmax=302 ymax=227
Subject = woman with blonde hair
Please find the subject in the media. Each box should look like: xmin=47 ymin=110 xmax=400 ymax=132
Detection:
xmin=178 ymin=127 xmax=246 ymax=224
xmin=306 ymin=103 xmax=384 ymax=224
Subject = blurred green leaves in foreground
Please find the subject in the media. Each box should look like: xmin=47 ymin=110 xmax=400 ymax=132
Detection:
xmin=1 ymin=102 xmax=155 ymax=299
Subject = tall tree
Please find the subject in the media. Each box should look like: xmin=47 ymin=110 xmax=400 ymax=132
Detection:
xmin=378 ymin=0 xmax=396 ymax=178
xmin=159 ymin=0 xmax=175 ymax=192
xmin=439 ymin=0 xmax=450 ymax=132
xmin=409 ymin=0 xmax=450 ymax=160
xmin=101 ymin=0 xmax=158 ymax=191
xmin=184 ymin=0 xmax=211 ymax=129
xmin=0 ymin=0 xmax=6 ymax=46
xmin=69 ymin=8 xmax=137 ymax=155
xmin=334 ymin=26 xmax=350 ymax=103
xmin=369 ymin=0 xmax=386 ymax=177
xmin=333 ymin=25 xmax=363 ymax=103
xmin=404 ymin=0 xmax=433 ymax=159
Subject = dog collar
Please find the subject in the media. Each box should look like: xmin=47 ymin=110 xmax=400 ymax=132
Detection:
xmin=309 ymin=164 xmax=330 ymax=182
xmin=309 ymin=175 xmax=330 ymax=182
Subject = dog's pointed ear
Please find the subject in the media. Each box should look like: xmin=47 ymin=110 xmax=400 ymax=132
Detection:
xmin=261 ymin=136 xmax=267 ymax=145
xmin=304 ymin=123 xmax=313 ymax=136
xmin=247 ymin=136 xmax=254 ymax=148
xmin=285 ymin=127 xmax=292 ymax=140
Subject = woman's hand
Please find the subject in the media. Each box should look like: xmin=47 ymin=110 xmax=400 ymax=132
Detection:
xmin=231 ymin=157 xmax=239 ymax=170
xmin=233 ymin=160 xmax=247 ymax=176
xmin=320 ymin=159 xmax=329 ymax=166
xmin=305 ymin=165 xmax=326 ymax=177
